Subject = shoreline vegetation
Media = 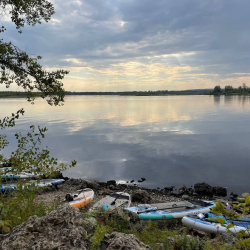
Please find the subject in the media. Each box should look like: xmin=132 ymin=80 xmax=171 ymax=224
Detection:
xmin=1 ymin=83 xmax=250 ymax=98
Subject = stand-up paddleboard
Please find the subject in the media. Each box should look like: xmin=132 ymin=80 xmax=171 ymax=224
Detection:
xmin=125 ymin=200 xmax=215 ymax=220
xmin=65 ymin=188 xmax=94 ymax=208
xmin=0 ymin=179 xmax=65 ymax=193
xmin=91 ymin=192 xmax=131 ymax=211
xmin=182 ymin=213 xmax=250 ymax=236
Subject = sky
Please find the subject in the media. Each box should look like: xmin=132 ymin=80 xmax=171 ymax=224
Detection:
xmin=2 ymin=0 xmax=250 ymax=92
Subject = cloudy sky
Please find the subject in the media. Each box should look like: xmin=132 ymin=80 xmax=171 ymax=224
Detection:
xmin=2 ymin=0 xmax=250 ymax=91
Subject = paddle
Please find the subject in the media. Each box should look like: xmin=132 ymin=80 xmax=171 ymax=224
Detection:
xmin=137 ymin=207 xmax=158 ymax=214
xmin=110 ymin=192 xmax=125 ymax=205
xmin=136 ymin=203 xmax=192 ymax=214
xmin=110 ymin=189 xmax=130 ymax=206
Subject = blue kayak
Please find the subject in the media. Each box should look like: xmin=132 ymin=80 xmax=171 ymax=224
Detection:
xmin=0 ymin=179 xmax=65 ymax=193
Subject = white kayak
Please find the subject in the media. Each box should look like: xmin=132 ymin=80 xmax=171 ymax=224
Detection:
xmin=66 ymin=188 xmax=95 ymax=208
xmin=91 ymin=192 xmax=131 ymax=211
xmin=182 ymin=213 xmax=250 ymax=236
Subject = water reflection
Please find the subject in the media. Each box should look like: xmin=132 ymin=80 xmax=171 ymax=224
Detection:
xmin=1 ymin=95 xmax=250 ymax=194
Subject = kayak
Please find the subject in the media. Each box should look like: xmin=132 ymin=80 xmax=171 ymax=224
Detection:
xmin=0 ymin=167 xmax=13 ymax=173
xmin=91 ymin=192 xmax=131 ymax=211
xmin=65 ymin=188 xmax=94 ymax=208
xmin=0 ymin=183 xmax=16 ymax=192
xmin=1 ymin=171 xmax=38 ymax=180
xmin=0 ymin=166 xmax=51 ymax=180
xmin=125 ymin=200 xmax=215 ymax=220
xmin=29 ymin=179 xmax=65 ymax=187
xmin=0 ymin=179 xmax=65 ymax=193
xmin=182 ymin=212 xmax=250 ymax=236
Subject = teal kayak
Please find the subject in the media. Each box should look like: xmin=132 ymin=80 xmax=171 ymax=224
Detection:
xmin=125 ymin=200 xmax=215 ymax=220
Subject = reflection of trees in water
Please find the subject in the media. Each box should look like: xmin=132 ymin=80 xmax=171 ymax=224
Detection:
xmin=213 ymin=95 xmax=221 ymax=105
xmin=224 ymin=95 xmax=250 ymax=108
xmin=213 ymin=94 xmax=250 ymax=109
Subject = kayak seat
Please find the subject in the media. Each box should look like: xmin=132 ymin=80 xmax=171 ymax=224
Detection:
xmin=65 ymin=193 xmax=74 ymax=201
xmin=186 ymin=204 xmax=196 ymax=209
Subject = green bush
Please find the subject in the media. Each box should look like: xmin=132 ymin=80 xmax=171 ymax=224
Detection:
xmin=0 ymin=185 xmax=59 ymax=231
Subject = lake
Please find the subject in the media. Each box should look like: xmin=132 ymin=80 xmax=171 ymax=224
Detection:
xmin=1 ymin=95 xmax=250 ymax=194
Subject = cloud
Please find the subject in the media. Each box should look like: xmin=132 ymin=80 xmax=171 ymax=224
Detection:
xmin=2 ymin=0 xmax=250 ymax=91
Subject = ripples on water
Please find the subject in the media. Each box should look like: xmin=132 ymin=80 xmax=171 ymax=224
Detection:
xmin=1 ymin=95 xmax=250 ymax=194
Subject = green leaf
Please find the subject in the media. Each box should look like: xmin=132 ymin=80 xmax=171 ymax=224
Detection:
xmin=242 ymin=193 xmax=250 ymax=198
xmin=245 ymin=196 xmax=250 ymax=205
xmin=216 ymin=217 xmax=225 ymax=225
xmin=207 ymin=217 xmax=217 ymax=222
xmin=227 ymin=223 xmax=234 ymax=229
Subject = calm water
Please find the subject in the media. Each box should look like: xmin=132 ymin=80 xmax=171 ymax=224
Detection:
xmin=1 ymin=95 xmax=250 ymax=194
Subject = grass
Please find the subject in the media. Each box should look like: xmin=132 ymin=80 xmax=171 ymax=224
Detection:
xmin=87 ymin=210 xmax=235 ymax=250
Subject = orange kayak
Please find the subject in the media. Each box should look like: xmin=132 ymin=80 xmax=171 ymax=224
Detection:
xmin=66 ymin=188 xmax=94 ymax=208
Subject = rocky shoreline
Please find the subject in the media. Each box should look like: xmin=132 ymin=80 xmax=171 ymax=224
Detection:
xmin=35 ymin=177 xmax=230 ymax=206
xmin=0 ymin=178 xmax=240 ymax=249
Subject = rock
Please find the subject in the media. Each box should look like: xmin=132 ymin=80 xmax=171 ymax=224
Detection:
xmin=213 ymin=186 xmax=227 ymax=197
xmin=99 ymin=189 xmax=113 ymax=195
xmin=108 ymin=185 xmax=116 ymax=190
xmin=155 ymin=243 xmax=164 ymax=250
xmin=107 ymin=180 xmax=116 ymax=186
xmin=100 ymin=232 xmax=152 ymax=250
xmin=182 ymin=194 xmax=191 ymax=200
xmin=0 ymin=205 xmax=97 ymax=250
xmin=194 ymin=182 xmax=213 ymax=196
xmin=67 ymin=178 xmax=87 ymax=187
xmin=219 ymin=233 xmax=237 ymax=245
xmin=138 ymin=177 xmax=146 ymax=183
xmin=98 ymin=182 xmax=108 ymax=188
xmin=86 ymin=180 xmax=100 ymax=190
xmin=132 ymin=190 xmax=151 ymax=203
xmin=164 ymin=186 xmax=174 ymax=194
xmin=229 ymin=192 xmax=238 ymax=201
xmin=178 ymin=185 xmax=193 ymax=196
xmin=117 ymin=184 xmax=128 ymax=190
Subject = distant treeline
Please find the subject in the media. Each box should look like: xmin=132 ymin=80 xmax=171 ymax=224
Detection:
xmin=211 ymin=83 xmax=250 ymax=95
xmin=3 ymin=85 xmax=250 ymax=97
xmin=0 ymin=91 xmax=29 ymax=98
xmin=65 ymin=89 xmax=211 ymax=96
xmin=0 ymin=90 xmax=212 ymax=97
